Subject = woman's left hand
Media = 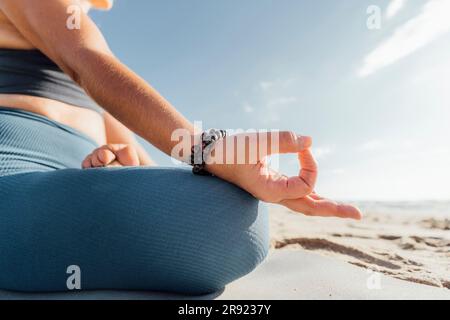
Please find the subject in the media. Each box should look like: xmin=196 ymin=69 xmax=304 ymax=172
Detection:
xmin=82 ymin=144 xmax=140 ymax=168
xmin=205 ymin=132 xmax=362 ymax=220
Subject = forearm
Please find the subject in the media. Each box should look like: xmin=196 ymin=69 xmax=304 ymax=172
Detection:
xmin=70 ymin=48 xmax=194 ymax=162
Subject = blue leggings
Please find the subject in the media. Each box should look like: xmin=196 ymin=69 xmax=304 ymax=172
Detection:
xmin=0 ymin=108 xmax=269 ymax=294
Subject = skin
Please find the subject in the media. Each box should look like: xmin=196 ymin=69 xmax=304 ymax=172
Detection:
xmin=0 ymin=0 xmax=362 ymax=219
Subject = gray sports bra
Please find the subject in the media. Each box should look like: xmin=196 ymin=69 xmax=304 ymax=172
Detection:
xmin=0 ymin=48 xmax=102 ymax=114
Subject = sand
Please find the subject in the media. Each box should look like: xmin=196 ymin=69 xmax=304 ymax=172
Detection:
xmin=3 ymin=250 xmax=449 ymax=300
xmin=269 ymin=204 xmax=450 ymax=290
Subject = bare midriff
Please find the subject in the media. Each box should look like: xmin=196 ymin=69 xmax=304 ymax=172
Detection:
xmin=0 ymin=9 xmax=106 ymax=145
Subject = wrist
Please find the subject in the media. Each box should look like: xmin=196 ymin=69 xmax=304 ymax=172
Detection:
xmin=189 ymin=129 xmax=227 ymax=176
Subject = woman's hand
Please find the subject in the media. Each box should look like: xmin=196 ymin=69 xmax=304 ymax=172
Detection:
xmin=82 ymin=144 xmax=140 ymax=168
xmin=205 ymin=132 xmax=362 ymax=220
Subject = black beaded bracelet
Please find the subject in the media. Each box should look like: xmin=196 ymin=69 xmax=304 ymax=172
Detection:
xmin=190 ymin=129 xmax=227 ymax=176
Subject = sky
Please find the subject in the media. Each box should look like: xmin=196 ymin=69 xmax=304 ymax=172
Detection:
xmin=90 ymin=0 xmax=450 ymax=201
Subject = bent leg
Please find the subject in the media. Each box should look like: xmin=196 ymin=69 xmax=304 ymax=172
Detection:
xmin=0 ymin=167 xmax=269 ymax=294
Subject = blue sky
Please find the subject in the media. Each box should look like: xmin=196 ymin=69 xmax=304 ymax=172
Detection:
xmin=91 ymin=0 xmax=450 ymax=201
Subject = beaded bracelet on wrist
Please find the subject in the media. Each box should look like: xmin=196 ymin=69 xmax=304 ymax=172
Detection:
xmin=190 ymin=129 xmax=226 ymax=176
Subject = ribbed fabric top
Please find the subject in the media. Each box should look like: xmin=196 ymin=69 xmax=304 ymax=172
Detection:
xmin=0 ymin=48 xmax=103 ymax=114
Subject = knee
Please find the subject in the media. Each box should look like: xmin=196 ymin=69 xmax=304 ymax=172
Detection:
xmin=186 ymin=197 xmax=270 ymax=294
xmin=232 ymin=200 xmax=270 ymax=273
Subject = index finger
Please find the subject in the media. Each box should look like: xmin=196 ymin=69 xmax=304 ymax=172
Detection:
xmin=281 ymin=195 xmax=363 ymax=220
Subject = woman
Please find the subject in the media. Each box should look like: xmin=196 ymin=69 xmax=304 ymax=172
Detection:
xmin=0 ymin=0 xmax=361 ymax=294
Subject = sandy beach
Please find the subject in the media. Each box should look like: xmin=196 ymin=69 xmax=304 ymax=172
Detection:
xmin=269 ymin=202 xmax=450 ymax=290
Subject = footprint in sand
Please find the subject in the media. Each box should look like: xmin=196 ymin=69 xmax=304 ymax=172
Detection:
xmin=274 ymin=237 xmax=402 ymax=270
xmin=410 ymin=236 xmax=450 ymax=248
xmin=275 ymin=237 xmax=449 ymax=290
xmin=420 ymin=218 xmax=450 ymax=231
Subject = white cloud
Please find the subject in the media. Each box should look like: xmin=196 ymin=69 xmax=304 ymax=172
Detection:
xmin=252 ymin=78 xmax=299 ymax=124
xmin=358 ymin=0 xmax=450 ymax=77
xmin=359 ymin=139 xmax=386 ymax=151
xmin=401 ymin=139 xmax=415 ymax=149
xmin=259 ymin=81 xmax=275 ymax=91
xmin=331 ymin=168 xmax=345 ymax=175
xmin=386 ymin=0 xmax=407 ymax=19
xmin=260 ymin=96 xmax=298 ymax=123
xmin=242 ymin=102 xmax=254 ymax=113
xmin=259 ymin=78 xmax=296 ymax=91
xmin=314 ymin=146 xmax=334 ymax=159
xmin=267 ymin=96 xmax=298 ymax=107
xmin=431 ymin=146 xmax=450 ymax=156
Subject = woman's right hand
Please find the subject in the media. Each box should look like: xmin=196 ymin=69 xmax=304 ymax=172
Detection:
xmin=82 ymin=144 xmax=140 ymax=169
xmin=206 ymin=132 xmax=362 ymax=220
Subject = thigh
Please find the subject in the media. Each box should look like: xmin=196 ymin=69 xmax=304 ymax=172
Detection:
xmin=0 ymin=167 xmax=269 ymax=293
